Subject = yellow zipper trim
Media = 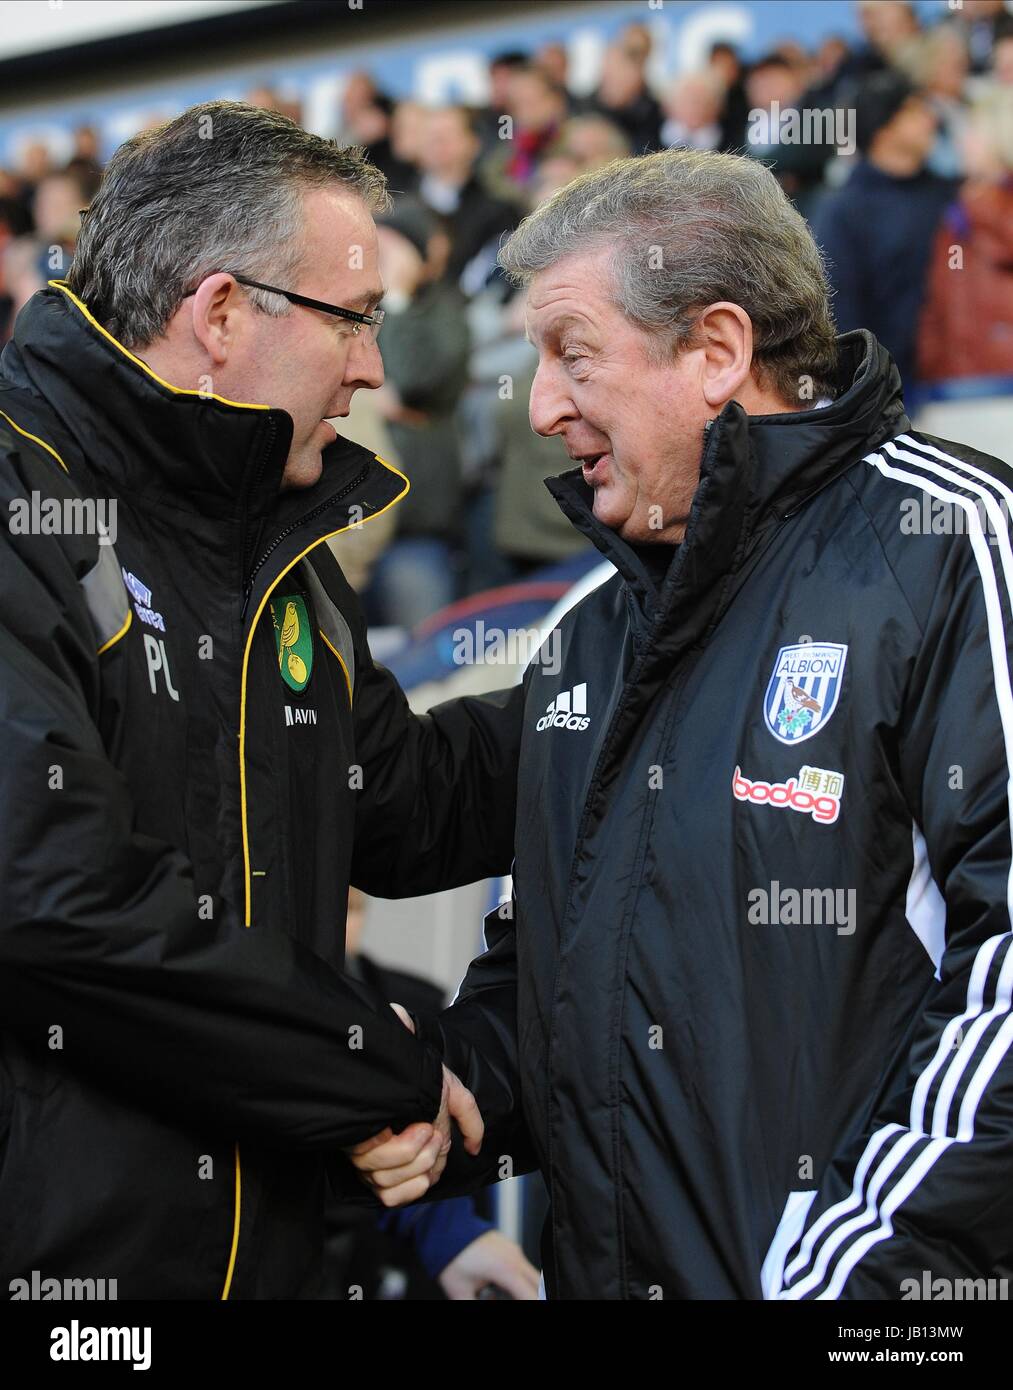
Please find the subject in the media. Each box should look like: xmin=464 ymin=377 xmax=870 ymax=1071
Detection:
xmin=48 ymin=280 xmax=271 ymax=411
xmin=97 ymin=607 xmax=133 ymax=656
xmin=0 ymin=408 xmax=70 ymax=473
xmin=319 ymin=629 xmax=353 ymax=708
xmin=237 ymin=454 xmax=408 ymax=927
xmin=220 ymin=1143 xmax=242 ymax=1300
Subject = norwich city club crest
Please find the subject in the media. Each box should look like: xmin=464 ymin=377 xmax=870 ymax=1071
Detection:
xmin=269 ymin=593 xmax=314 ymax=693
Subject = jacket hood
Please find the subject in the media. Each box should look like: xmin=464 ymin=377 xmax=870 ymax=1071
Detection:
xmin=545 ymin=329 xmax=909 ymax=641
xmin=0 ymin=280 xmax=382 ymax=523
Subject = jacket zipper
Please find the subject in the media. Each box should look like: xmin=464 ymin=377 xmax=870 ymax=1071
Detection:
xmin=240 ymin=418 xmax=278 ymax=585
xmin=242 ymin=464 xmax=369 ymax=611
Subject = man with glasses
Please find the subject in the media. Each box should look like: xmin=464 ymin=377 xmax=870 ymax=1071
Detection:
xmin=0 ymin=101 xmax=526 ymax=1299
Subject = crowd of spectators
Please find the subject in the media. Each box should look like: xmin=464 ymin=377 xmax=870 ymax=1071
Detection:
xmin=2 ymin=0 xmax=1012 ymax=629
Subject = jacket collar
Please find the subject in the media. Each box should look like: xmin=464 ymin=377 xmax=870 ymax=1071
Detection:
xmin=546 ymin=330 xmax=908 ymax=643
xmin=0 ymin=280 xmax=385 ymax=526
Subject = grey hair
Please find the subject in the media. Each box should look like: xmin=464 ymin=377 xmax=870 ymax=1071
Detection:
xmin=499 ymin=147 xmax=839 ymax=403
xmin=67 ymin=100 xmax=390 ymax=348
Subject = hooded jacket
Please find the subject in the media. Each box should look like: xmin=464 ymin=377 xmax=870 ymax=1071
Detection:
xmin=427 ymin=331 xmax=1013 ymax=1299
xmin=0 ymin=281 xmax=522 ymax=1299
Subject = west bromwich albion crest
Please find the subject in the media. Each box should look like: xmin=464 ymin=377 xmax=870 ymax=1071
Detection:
xmin=270 ymin=593 xmax=314 ymax=694
xmin=763 ymin=642 xmax=847 ymax=745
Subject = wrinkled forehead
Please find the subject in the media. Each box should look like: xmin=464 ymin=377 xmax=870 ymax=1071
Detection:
xmin=523 ymin=249 xmax=617 ymax=344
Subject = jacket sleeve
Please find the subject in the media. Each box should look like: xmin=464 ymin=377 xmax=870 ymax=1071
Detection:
xmin=774 ymin=512 xmax=1013 ymax=1298
xmin=412 ymin=896 xmax=540 ymax=1197
xmin=0 ymin=500 xmax=443 ymax=1152
xmin=348 ymin=633 xmax=526 ymax=897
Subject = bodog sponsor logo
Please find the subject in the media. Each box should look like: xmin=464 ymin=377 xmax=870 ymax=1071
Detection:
xmin=732 ymin=765 xmax=842 ymax=825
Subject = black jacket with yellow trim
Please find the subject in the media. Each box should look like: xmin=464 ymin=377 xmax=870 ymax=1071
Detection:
xmin=0 ymin=282 xmax=523 ymax=1299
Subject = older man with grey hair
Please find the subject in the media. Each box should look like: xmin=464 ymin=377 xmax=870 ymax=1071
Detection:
xmin=353 ymin=147 xmax=1013 ymax=1301
xmin=0 ymin=100 xmax=529 ymax=1300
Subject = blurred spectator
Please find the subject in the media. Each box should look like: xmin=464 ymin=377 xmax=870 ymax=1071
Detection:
xmin=473 ymin=49 xmax=528 ymax=155
xmin=17 ymin=139 xmax=52 ymax=187
xmin=338 ymin=70 xmax=380 ymax=135
xmin=618 ymin=20 xmax=653 ymax=69
xmin=660 ymin=71 xmax=725 ymax=152
xmin=1 ymin=236 xmax=47 ymax=338
xmin=11 ymin=139 xmax=53 ymax=228
xmin=993 ymin=31 xmax=1013 ymax=85
xmin=917 ymin=87 xmax=1013 ymax=384
xmin=528 ymin=152 xmax=581 ymax=207
xmin=325 ymin=390 xmax=400 ymax=594
xmin=493 ymin=359 xmax=596 ymax=579
xmin=773 ymin=38 xmax=819 ymax=88
xmin=534 ymin=41 xmax=569 ymax=92
xmin=481 ymin=64 xmax=568 ymax=202
xmin=246 ymin=83 xmax=284 ymax=111
xmin=367 ymin=199 xmax=471 ymax=628
xmin=32 ymin=166 xmax=89 ymax=275
xmin=550 ymin=113 xmax=632 ymax=168
xmin=344 ymin=92 xmax=416 ymax=190
xmin=837 ymin=0 xmax=922 ymax=84
xmin=896 ymin=26 xmax=971 ymax=178
xmin=812 ymin=71 xmax=958 ymax=392
xmin=709 ymin=41 xmax=750 ymax=150
xmin=411 ymin=105 xmax=520 ymax=291
xmin=814 ymin=35 xmax=851 ymax=87
xmin=946 ymin=0 xmax=1013 ymax=76
xmin=389 ymin=98 xmax=427 ymax=171
xmin=71 ymin=124 xmax=100 ymax=162
xmin=744 ymin=52 xmax=838 ymax=217
xmin=588 ymin=43 xmax=663 ymax=154
xmin=67 ymin=124 xmax=103 ymax=193
xmin=806 ymin=34 xmax=853 ymax=109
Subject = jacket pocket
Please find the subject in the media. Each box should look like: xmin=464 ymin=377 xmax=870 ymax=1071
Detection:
xmin=761 ymin=1189 xmax=817 ymax=1299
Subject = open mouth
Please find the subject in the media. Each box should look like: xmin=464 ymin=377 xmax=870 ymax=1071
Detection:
xmin=581 ymin=452 xmax=611 ymax=479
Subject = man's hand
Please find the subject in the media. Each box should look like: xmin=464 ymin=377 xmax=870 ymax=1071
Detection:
xmin=439 ymin=1230 xmax=540 ymax=1300
xmin=344 ymin=1004 xmax=485 ymax=1207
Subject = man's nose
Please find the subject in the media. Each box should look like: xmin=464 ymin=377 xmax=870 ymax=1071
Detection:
xmin=528 ymin=361 xmax=573 ymax=438
xmin=346 ymin=334 xmax=384 ymax=390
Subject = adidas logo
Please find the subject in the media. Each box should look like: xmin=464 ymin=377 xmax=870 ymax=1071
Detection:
xmin=536 ymin=682 xmax=590 ymax=732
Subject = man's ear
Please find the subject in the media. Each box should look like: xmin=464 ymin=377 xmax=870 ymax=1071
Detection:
xmin=695 ymin=301 xmax=754 ymax=410
xmin=189 ymin=273 xmax=244 ymax=366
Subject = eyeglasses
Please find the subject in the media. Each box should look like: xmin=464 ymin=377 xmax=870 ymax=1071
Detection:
xmin=230 ymin=273 xmax=385 ymax=341
xmin=230 ymin=275 xmax=386 ymax=340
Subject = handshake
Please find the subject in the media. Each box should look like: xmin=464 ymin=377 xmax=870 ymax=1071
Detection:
xmin=345 ymin=1003 xmax=483 ymax=1206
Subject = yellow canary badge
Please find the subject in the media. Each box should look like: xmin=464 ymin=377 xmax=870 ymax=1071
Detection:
xmin=269 ymin=594 xmax=313 ymax=692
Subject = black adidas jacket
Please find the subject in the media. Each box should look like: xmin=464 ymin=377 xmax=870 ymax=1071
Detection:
xmin=0 ymin=282 xmax=522 ymax=1299
xmin=426 ymin=332 xmax=1013 ymax=1299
